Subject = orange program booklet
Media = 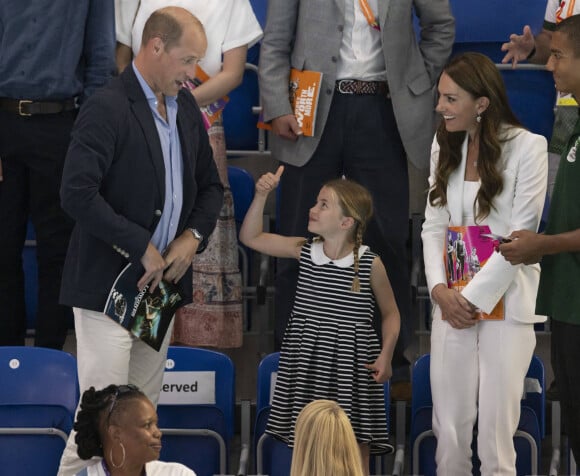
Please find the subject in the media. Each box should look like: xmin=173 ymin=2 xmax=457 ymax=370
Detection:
xmin=183 ymin=66 xmax=229 ymax=128
xmin=444 ymin=225 xmax=504 ymax=320
xmin=258 ymin=68 xmax=323 ymax=137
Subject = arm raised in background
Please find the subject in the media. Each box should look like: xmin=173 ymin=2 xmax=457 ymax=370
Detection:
xmin=240 ymin=165 xmax=302 ymax=259
xmin=501 ymin=25 xmax=553 ymax=67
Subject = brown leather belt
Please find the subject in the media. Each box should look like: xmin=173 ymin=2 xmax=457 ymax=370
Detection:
xmin=0 ymin=97 xmax=78 ymax=116
xmin=335 ymin=79 xmax=389 ymax=96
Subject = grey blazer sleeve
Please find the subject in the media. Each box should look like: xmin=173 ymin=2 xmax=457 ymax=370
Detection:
xmin=258 ymin=0 xmax=299 ymax=122
xmin=414 ymin=0 xmax=456 ymax=83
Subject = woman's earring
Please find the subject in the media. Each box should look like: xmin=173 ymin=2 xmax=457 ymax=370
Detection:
xmin=476 ymin=113 xmax=482 ymax=123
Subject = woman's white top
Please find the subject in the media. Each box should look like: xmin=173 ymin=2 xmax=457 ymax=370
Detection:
xmin=462 ymin=180 xmax=479 ymax=225
xmin=79 ymin=460 xmax=196 ymax=476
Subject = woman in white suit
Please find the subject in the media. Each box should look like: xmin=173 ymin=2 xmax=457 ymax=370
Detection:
xmin=421 ymin=52 xmax=548 ymax=476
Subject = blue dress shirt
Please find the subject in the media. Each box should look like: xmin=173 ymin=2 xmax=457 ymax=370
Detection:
xmin=133 ymin=63 xmax=184 ymax=254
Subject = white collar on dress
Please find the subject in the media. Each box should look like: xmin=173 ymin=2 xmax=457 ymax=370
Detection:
xmin=310 ymin=241 xmax=369 ymax=268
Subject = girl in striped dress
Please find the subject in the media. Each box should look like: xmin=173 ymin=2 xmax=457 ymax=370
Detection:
xmin=240 ymin=166 xmax=400 ymax=471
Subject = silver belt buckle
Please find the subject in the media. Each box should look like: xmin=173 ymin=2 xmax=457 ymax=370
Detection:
xmin=337 ymin=80 xmax=354 ymax=94
xmin=18 ymin=100 xmax=33 ymax=116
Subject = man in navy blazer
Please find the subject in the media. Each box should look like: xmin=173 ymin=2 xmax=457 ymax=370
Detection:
xmin=58 ymin=7 xmax=223 ymax=475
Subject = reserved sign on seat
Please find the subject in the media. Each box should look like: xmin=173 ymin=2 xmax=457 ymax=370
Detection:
xmin=159 ymin=371 xmax=216 ymax=405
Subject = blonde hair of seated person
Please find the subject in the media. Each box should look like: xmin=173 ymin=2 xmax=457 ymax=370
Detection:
xmin=290 ymin=400 xmax=364 ymax=476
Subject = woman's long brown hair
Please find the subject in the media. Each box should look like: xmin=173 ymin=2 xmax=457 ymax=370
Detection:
xmin=428 ymin=52 xmax=523 ymax=221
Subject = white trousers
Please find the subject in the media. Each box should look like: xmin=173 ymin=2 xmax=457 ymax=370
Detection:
xmin=430 ymin=316 xmax=536 ymax=476
xmin=58 ymin=308 xmax=173 ymax=476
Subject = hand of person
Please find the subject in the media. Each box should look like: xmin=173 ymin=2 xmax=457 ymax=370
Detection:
xmin=163 ymin=231 xmax=200 ymax=284
xmin=364 ymin=350 xmax=392 ymax=384
xmin=255 ymin=165 xmax=284 ymax=197
xmin=139 ymin=243 xmax=167 ymax=292
xmin=432 ymin=284 xmax=478 ymax=329
xmin=499 ymin=229 xmax=543 ymax=265
xmin=271 ymin=114 xmax=303 ymax=140
xmin=501 ymin=25 xmax=535 ymax=67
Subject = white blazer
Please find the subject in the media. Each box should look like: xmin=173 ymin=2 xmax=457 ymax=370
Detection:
xmin=422 ymin=127 xmax=548 ymax=324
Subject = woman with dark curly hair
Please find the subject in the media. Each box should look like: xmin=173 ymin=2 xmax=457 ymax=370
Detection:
xmin=73 ymin=384 xmax=195 ymax=476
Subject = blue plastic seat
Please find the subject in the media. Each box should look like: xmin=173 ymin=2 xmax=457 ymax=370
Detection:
xmin=223 ymin=65 xmax=262 ymax=153
xmin=0 ymin=346 xmax=78 ymax=475
xmin=157 ymin=347 xmax=235 ymax=476
xmin=450 ymin=0 xmax=546 ymax=52
xmin=23 ymin=221 xmax=38 ymax=332
xmin=449 ymin=0 xmax=556 ymax=141
xmin=228 ymin=166 xmax=255 ymax=232
xmin=254 ymin=352 xmax=293 ymax=476
xmin=410 ymin=353 xmax=545 ymax=476
xmin=246 ymin=0 xmax=268 ymax=65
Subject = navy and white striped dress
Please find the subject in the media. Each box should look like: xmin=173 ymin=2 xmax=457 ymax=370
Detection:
xmin=266 ymin=241 xmax=391 ymax=453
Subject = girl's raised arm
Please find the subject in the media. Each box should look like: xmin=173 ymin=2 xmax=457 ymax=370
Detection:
xmin=240 ymin=166 xmax=303 ymax=259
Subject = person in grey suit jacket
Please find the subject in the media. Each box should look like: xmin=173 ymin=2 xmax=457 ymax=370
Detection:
xmin=258 ymin=0 xmax=455 ymax=391
xmin=57 ymin=7 xmax=223 ymax=475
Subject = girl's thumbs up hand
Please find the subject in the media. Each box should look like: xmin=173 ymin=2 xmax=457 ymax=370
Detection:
xmin=256 ymin=165 xmax=285 ymax=196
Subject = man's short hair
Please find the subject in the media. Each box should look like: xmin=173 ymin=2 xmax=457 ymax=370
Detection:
xmin=141 ymin=10 xmax=183 ymax=51
xmin=555 ymin=14 xmax=580 ymax=57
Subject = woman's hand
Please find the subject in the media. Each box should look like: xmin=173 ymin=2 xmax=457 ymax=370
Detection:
xmin=432 ymin=284 xmax=478 ymax=329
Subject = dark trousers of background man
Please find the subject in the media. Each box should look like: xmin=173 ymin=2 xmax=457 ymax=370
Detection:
xmin=0 ymin=110 xmax=75 ymax=349
xmin=551 ymin=319 xmax=580 ymax=462
xmin=274 ymin=92 xmax=412 ymax=381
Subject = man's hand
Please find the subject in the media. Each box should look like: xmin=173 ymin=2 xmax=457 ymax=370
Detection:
xmin=432 ymin=284 xmax=478 ymax=329
xmin=501 ymin=25 xmax=535 ymax=67
xmin=499 ymin=230 xmax=543 ymax=265
xmin=271 ymin=114 xmax=303 ymax=141
xmin=163 ymin=231 xmax=200 ymax=284
xmin=139 ymin=243 xmax=166 ymax=292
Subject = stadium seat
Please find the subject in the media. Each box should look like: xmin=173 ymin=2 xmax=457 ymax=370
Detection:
xmin=410 ymin=353 xmax=545 ymax=476
xmin=247 ymin=0 xmax=268 ymax=65
xmin=254 ymin=352 xmax=292 ymax=476
xmin=227 ymin=165 xmax=273 ymax=334
xmin=450 ymin=0 xmax=546 ymax=54
xmin=0 ymin=346 xmax=78 ymax=476
xmin=157 ymin=347 xmax=235 ymax=476
xmin=449 ymin=0 xmax=556 ymax=140
xmin=23 ymin=221 xmax=38 ymax=334
xmin=228 ymin=165 xmax=255 ymax=306
xmin=223 ymin=64 xmax=265 ymax=154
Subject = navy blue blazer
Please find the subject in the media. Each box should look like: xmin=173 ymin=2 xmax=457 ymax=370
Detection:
xmin=60 ymin=66 xmax=223 ymax=311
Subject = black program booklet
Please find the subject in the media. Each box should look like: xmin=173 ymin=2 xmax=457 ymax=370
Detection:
xmin=103 ymin=263 xmax=183 ymax=351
